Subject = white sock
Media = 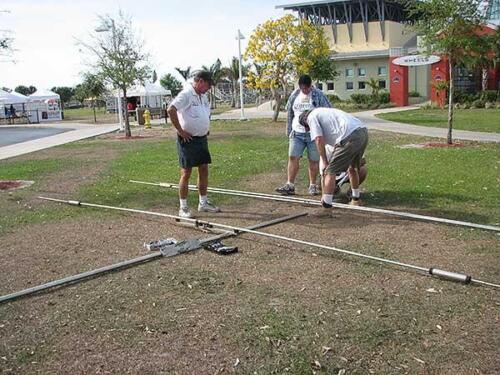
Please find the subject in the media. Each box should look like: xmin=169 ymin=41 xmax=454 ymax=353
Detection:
xmin=322 ymin=194 xmax=333 ymax=205
xmin=351 ymin=189 xmax=360 ymax=198
xmin=199 ymin=195 xmax=208 ymax=205
xmin=180 ymin=199 xmax=188 ymax=209
xmin=287 ymin=181 xmax=295 ymax=187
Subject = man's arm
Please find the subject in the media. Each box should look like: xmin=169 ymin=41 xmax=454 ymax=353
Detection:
xmin=167 ymin=105 xmax=192 ymax=142
xmin=315 ymin=135 xmax=328 ymax=174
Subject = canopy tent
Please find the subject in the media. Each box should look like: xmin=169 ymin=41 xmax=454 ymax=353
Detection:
xmin=27 ymin=89 xmax=62 ymax=122
xmin=0 ymin=89 xmax=29 ymax=104
xmin=0 ymin=89 xmax=29 ymax=120
xmin=107 ymin=83 xmax=172 ymax=114
xmin=126 ymin=83 xmax=171 ymax=97
xmin=28 ymin=89 xmax=60 ymax=102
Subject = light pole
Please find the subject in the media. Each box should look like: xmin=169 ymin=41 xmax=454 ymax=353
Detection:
xmin=95 ymin=19 xmax=124 ymax=131
xmin=236 ymin=29 xmax=246 ymax=121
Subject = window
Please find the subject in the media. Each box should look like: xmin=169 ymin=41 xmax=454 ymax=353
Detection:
xmin=378 ymin=66 xmax=387 ymax=76
xmin=317 ymin=82 xmax=323 ymax=90
xmin=379 ymin=80 xmax=386 ymax=89
xmin=358 ymin=81 xmax=366 ymax=90
xmin=346 ymin=82 xmax=354 ymax=90
xmin=358 ymin=67 xmax=366 ymax=76
xmin=345 ymin=68 xmax=354 ymax=77
xmin=327 ymin=82 xmax=334 ymax=91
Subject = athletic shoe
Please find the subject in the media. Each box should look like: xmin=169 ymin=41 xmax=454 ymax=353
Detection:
xmin=321 ymin=199 xmax=332 ymax=208
xmin=275 ymin=183 xmax=295 ymax=195
xmin=178 ymin=207 xmax=193 ymax=218
xmin=349 ymin=199 xmax=362 ymax=206
xmin=308 ymin=184 xmax=320 ymax=196
xmin=198 ymin=201 xmax=221 ymax=213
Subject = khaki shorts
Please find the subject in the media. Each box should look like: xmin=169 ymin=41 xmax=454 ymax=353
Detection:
xmin=325 ymin=128 xmax=368 ymax=175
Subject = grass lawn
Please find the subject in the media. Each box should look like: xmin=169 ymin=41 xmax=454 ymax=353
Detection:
xmin=376 ymin=108 xmax=500 ymax=133
xmin=0 ymin=120 xmax=499 ymax=374
xmin=63 ymin=107 xmax=118 ymax=123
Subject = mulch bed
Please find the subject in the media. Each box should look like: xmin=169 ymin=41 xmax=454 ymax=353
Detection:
xmin=424 ymin=142 xmax=465 ymax=148
xmin=0 ymin=180 xmax=34 ymax=191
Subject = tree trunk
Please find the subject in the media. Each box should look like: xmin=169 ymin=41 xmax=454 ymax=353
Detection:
xmin=482 ymin=68 xmax=488 ymax=92
xmin=93 ymin=101 xmax=97 ymax=123
xmin=447 ymin=59 xmax=454 ymax=145
xmin=271 ymin=87 xmax=281 ymax=122
xmin=123 ymin=88 xmax=131 ymax=138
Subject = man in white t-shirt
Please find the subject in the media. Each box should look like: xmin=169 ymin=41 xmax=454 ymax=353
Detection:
xmin=275 ymin=75 xmax=331 ymax=196
xmin=167 ymin=70 xmax=220 ymax=218
xmin=299 ymin=108 xmax=369 ymax=207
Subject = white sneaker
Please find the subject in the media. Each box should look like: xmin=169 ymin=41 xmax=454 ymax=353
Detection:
xmin=178 ymin=207 xmax=193 ymax=218
xmin=198 ymin=201 xmax=221 ymax=213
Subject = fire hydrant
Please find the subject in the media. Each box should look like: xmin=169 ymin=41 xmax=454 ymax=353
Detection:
xmin=143 ymin=109 xmax=151 ymax=129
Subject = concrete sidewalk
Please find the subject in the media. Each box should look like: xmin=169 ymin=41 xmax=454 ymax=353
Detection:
xmin=213 ymin=104 xmax=500 ymax=142
xmin=0 ymin=122 xmax=120 ymax=161
xmin=356 ymin=107 xmax=500 ymax=143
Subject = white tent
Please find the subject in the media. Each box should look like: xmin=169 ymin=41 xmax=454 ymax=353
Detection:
xmin=126 ymin=83 xmax=171 ymax=97
xmin=28 ymin=89 xmax=60 ymax=102
xmin=28 ymin=89 xmax=62 ymax=122
xmin=0 ymin=89 xmax=28 ymax=104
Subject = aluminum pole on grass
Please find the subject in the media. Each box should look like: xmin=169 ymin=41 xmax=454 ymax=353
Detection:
xmin=0 ymin=206 xmax=306 ymax=304
xmin=36 ymin=197 xmax=500 ymax=289
xmin=129 ymin=180 xmax=500 ymax=233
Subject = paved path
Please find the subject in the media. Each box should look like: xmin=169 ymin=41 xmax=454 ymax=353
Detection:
xmin=0 ymin=127 xmax=71 ymax=147
xmin=0 ymin=122 xmax=120 ymax=161
xmin=213 ymin=104 xmax=500 ymax=142
xmin=356 ymin=107 xmax=500 ymax=143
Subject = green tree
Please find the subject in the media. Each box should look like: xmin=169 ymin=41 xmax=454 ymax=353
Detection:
xmin=366 ymin=78 xmax=381 ymax=101
xmin=79 ymin=12 xmax=151 ymax=137
xmin=81 ymin=73 xmax=107 ymax=122
xmin=222 ymin=57 xmax=250 ymax=108
xmin=245 ymin=15 xmax=335 ymax=121
xmin=160 ymin=73 xmax=183 ymax=96
xmin=14 ymin=85 xmax=36 ymax=96
xmin=51 ymin=86 xmax=75 ymax=109
xmin=175 ymin=66 xmax=191 ymax=81
xmin=465 ymin=29 xmax=500 ymax=92
xmin=202 ymin=59 xmax=224 ymax=109
xmin=404 ymin=0 xmax=485 ymax=144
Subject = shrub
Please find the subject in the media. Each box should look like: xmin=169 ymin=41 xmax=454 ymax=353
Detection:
xmin=454 ymin=90 xmax=479 ymax=104
xmin=409 ymin=91 xmax=421 ymax=97
xmin=484 ymin=101 xmax=495 ymax=109
xmin=472 ymin=99 xmax=485 ymax=108
xmin=379 ymin=91 xmax=390 ymax=104
xmin=480 ymin=90 xmax=498 ymax=103
xmin=350 ymin=93 xmax=371 ymax=104
xmin=326 ymin=94 xmax=341 ymax=103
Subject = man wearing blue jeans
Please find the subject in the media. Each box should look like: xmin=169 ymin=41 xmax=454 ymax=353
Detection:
xmin=275 ymin=75 xmax=331 ymax=196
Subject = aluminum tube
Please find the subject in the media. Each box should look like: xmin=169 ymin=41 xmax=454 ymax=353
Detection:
xmin=130 ymin=180 xmax=500 ymax=233
xmin=39 ymin=197 xmax=500 ymax=289
xmin=1 ymin=206 xmax=307 ymax=304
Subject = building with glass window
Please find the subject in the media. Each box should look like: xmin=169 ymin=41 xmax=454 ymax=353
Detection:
xmin=276 ymin=0 xmax=499 ymax=105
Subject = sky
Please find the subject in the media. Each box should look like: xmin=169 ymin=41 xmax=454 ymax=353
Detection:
xmin=0 ymin=0 xmax=295 ymax=90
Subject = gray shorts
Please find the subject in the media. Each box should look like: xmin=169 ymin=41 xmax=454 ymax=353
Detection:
xmin=326 ymin=128 xmax=368 ymax=175
xmin=176 ymin=135 xmax=211 ymax=169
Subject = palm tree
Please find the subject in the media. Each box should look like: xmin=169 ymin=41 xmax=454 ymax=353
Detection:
xmin=366 ymin=77 xmax=381 ymax=102
xmin=175 ymin=66 xmax=191 ymax=81
xmin=202 ymin=59 xmax=223 ymax=109
xmin=222 ymin=57 xmax=250 ymax=108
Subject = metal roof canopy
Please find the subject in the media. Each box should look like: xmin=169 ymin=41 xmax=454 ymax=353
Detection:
xmin=276 ymin=0 xmax=413 ymax=43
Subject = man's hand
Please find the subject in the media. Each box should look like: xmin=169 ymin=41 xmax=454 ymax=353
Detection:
xmin=177 ymin=128 xmax=193 ymax=142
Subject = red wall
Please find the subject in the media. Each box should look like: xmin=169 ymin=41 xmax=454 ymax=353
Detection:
xmin=389 ymin=57 xmax=409 ymax=107
xmin=430 ymin=57 xmax=449 ymax=107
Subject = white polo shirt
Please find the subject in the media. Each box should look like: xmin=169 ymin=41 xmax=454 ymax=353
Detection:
xmin=291 ymin=91 xmax=314 ymax=133
xmin=308 ymin=108 xmax=366 ymax=146
xmin=168 ymin=85 xmax=210 ymax=137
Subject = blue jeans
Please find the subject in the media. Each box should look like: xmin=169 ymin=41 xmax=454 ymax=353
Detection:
xmin=288 ymin=131 xmax=319 ymax=161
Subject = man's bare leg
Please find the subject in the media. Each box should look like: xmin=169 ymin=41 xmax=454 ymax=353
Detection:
xmin=179 ymin=167 xmax=192 ymax=199
xmin=287 ymin=156 xmax=300 ymax=184
xmin=197 ymin=164 xmax=208 ymax=196
xmin=307 ymin=159 xmax=319 ymax=186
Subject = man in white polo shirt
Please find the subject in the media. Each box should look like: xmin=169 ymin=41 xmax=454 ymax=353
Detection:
xmin=299 ymin=108 xmax=368 ymax=208
xmin=167 ymin=70 xmax=220 ymax=218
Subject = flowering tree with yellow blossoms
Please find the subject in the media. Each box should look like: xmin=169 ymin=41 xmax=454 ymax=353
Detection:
xmin=245 ymin=15 xmax=336 ymax=121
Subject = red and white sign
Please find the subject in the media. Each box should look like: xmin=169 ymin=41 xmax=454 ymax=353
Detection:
xmin=392 ymin=55 xmax=441 ymax=67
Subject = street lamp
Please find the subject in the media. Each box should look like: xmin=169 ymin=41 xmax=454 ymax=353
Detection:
xmin=95 ymin=19 xmax=124 ymax=131
xmin=236 ymin=29 xmax=246 ymax=121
